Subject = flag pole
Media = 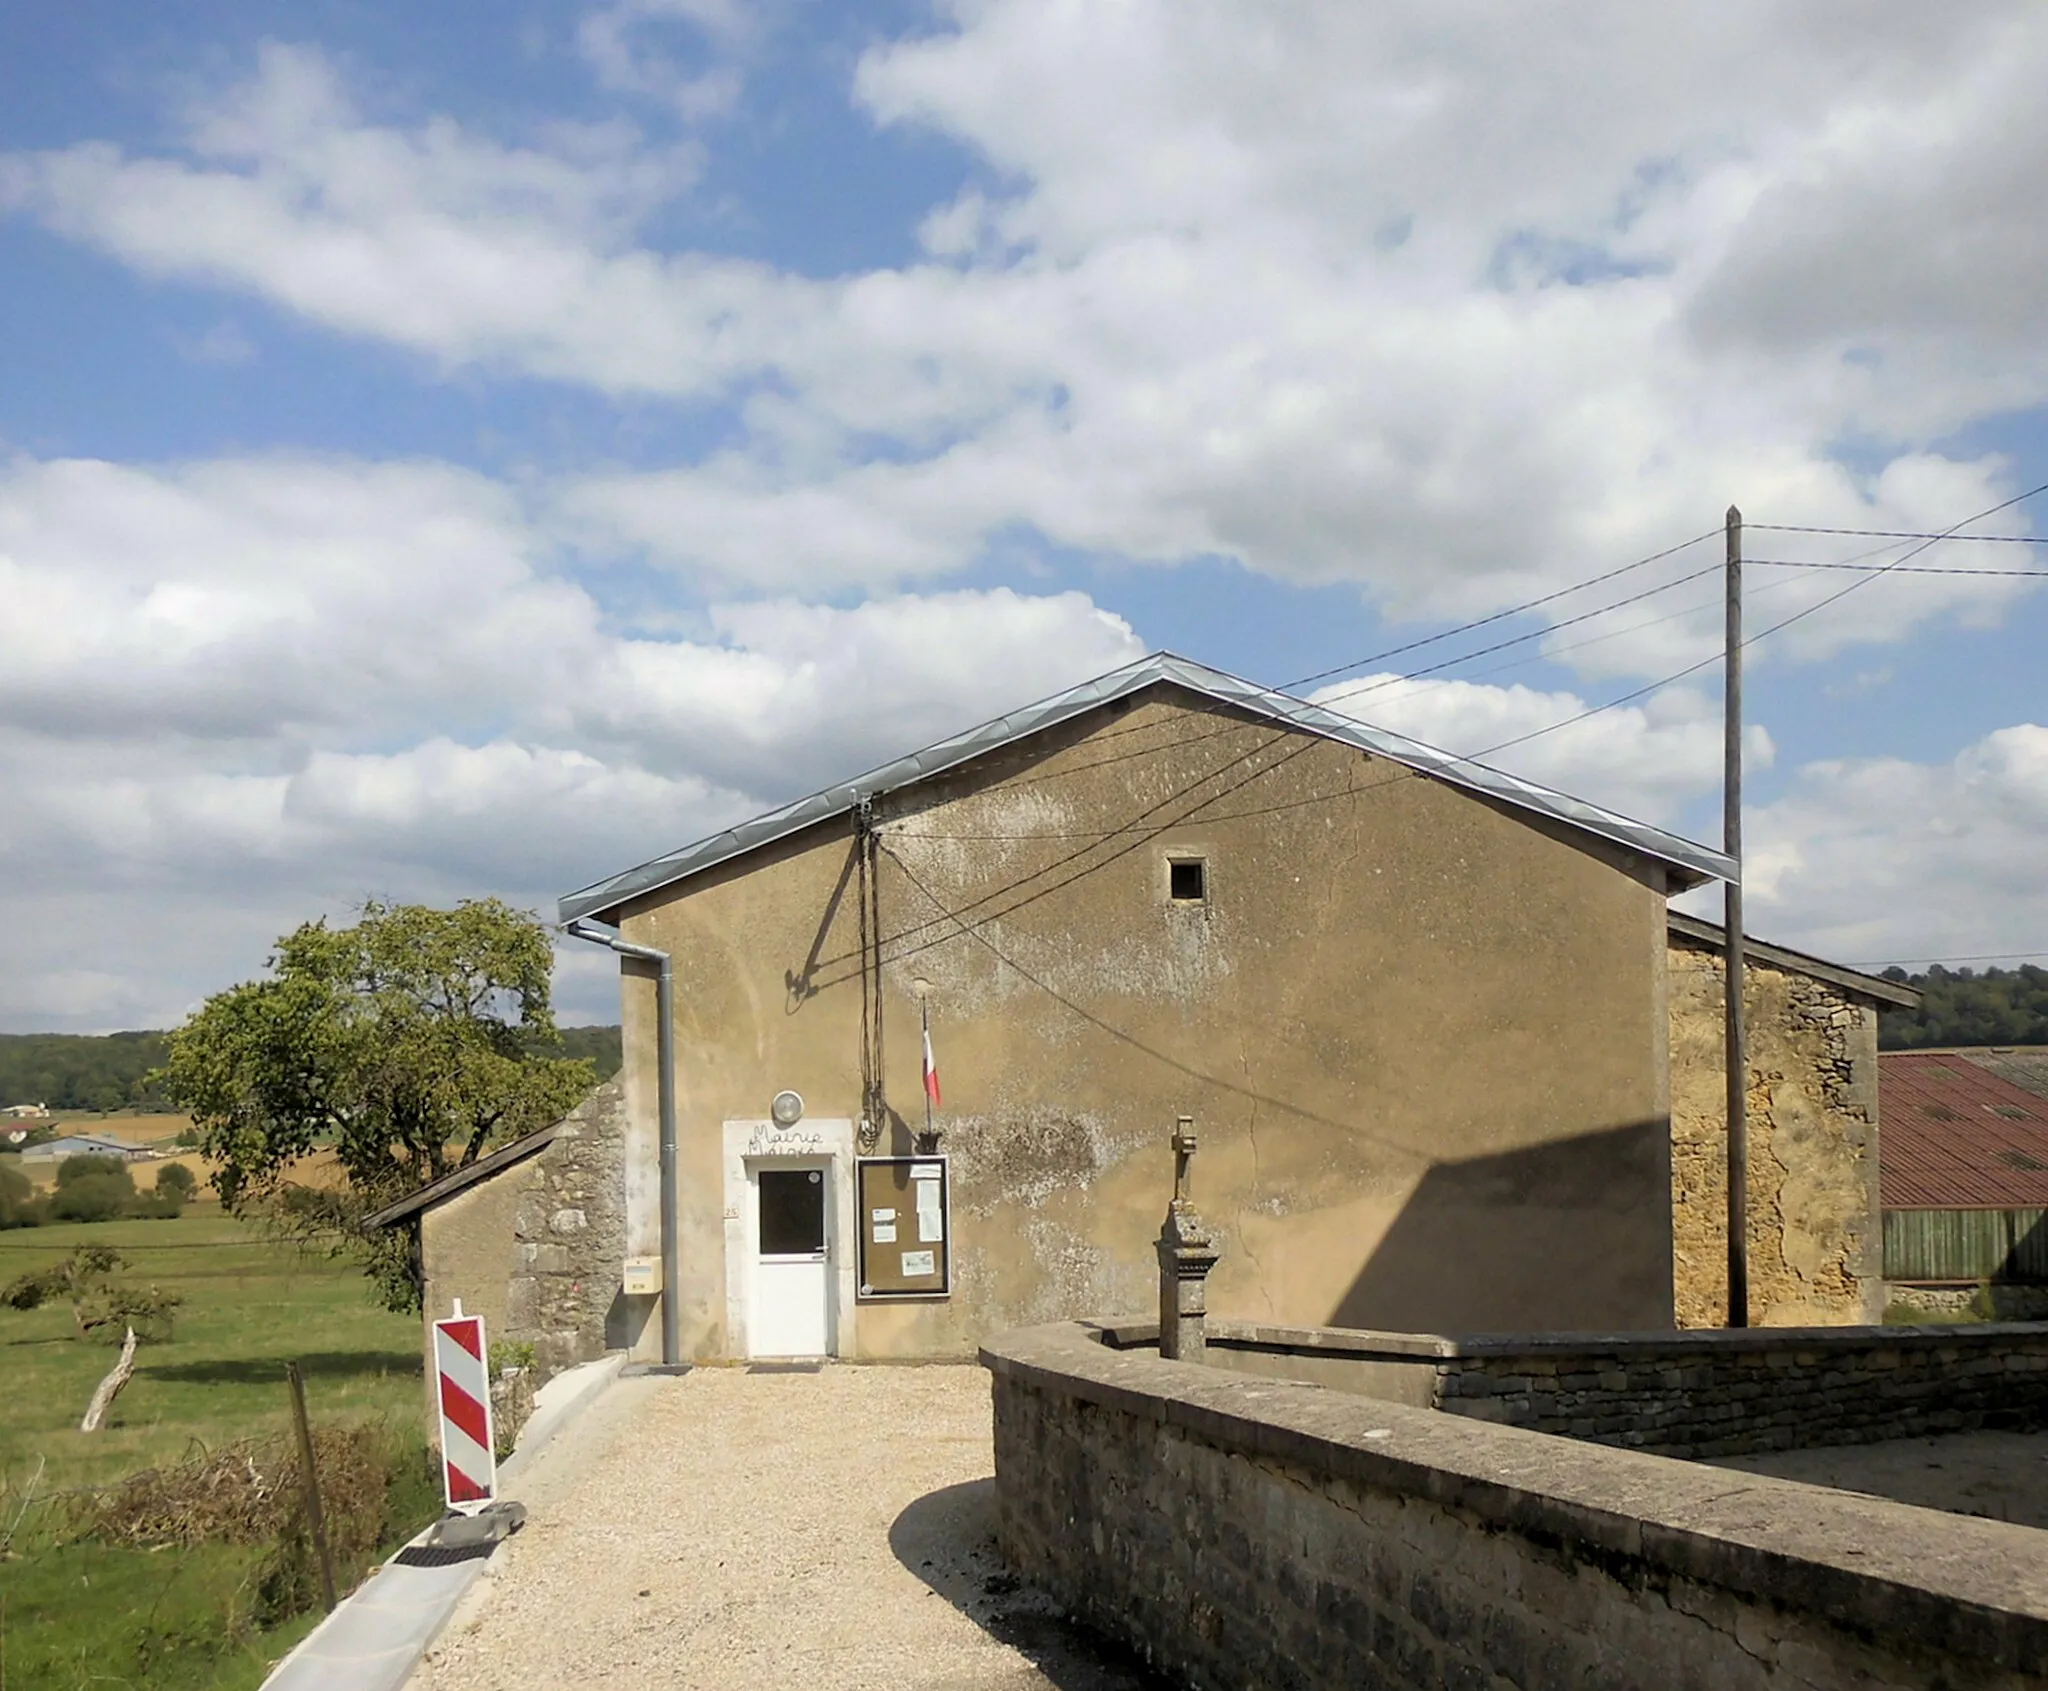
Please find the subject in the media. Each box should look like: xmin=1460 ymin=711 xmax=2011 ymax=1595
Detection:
xmin=922 ymin=998 xmax=935 ymax=1143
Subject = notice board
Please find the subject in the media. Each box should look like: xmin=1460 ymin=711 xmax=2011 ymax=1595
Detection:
xmin=856 ymin=1156 xmax=951 ymax=1298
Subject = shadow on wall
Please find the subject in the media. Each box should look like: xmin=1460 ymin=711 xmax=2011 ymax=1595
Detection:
xmin=1332 ymin=1119 xmax=1673 ymax=1334
xmin=889 ymin=1479 xmax=1174 ymax=1691
xmin=605 ymin=1290 xmax=652 ymax=1353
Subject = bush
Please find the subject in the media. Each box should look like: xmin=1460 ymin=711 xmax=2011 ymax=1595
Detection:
xmin=155 ymin=1162 xmax=198 ymax=1200
xmin=72 ymin=1421 xmax=441 ymax=1628
xmin=0 ymin=1159 xmax=42 ymax=1229
xmin=49 ymin=1172 xmax=136 ymax=1223
xmin=56 ymin=1153 xmax=133 ymax=1189
xmin=127 ymin=1187 xmax=187 ymax=1220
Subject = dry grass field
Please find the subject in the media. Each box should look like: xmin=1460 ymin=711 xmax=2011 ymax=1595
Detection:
xmin=15 ymin=1114 xmax=348 ymax=1193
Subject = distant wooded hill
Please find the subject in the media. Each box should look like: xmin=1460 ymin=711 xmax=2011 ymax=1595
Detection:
xmin=1878 ymin=966 xmax=2048 ymax=1051
xmin=0 ymin=1025 xmax=624 ymax=1112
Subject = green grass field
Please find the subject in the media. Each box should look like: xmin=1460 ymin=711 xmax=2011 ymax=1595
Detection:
xmin=0 ymin=1209 xmax=431 ymax=1690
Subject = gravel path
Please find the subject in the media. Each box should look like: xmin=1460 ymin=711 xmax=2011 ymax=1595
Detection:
xmin=409 ymin=1365 xmax=1167 ymax=1691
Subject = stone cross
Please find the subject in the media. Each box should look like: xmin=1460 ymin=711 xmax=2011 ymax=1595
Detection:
xmin=1157 ymin=1115 xmax=1221 ymax=1362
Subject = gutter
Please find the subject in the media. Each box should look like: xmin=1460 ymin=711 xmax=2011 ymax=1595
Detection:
xmin=564 ymin=919 xmax=681 ymax=1368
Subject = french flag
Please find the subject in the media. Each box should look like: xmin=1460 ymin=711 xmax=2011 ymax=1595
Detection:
xmin=922 ymin=1011 xmax=941 ymax=1109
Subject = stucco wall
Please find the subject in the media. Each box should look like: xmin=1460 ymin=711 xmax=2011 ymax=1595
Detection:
xmin=611 ymin=685 xmax=1677 ymax=1361
xmin=1667 ymin=936 xmax=1883 ymax=1327
xmin=422 ymin=1162 xmax=537 ymax=1341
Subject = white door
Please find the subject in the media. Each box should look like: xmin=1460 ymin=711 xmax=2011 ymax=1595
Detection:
xmin=751 ymin=1163 xmax=831 ymax=1357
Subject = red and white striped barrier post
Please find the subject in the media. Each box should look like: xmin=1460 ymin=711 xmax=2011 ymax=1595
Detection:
xmin=432 ymin=1301 xmax=497 ymax=1512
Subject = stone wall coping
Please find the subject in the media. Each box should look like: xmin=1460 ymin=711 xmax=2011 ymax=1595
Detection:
xmin=1091 ymin=1314 xmax=2048 ymax=1364
xmin=984 ymin=1321 xmax=2048 ymax=1674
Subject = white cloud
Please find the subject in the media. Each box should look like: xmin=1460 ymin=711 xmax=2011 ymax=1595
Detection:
xmin=0 ymin=44 xmax=737 ymax=393
xmin=1312 ymin=673 xmax=1773 ymax=830
xmin=576 ymin=0 xmax=758 ymax=120
xmin=0 ymin=450 xmax=1144 ymax=1029
xmin=5 ymin=16 xmax=2045 ymax=661
xmin=1710 ymin=725 xmax=2048 ymax=969
xmin=5 ymin=8 xmax=2048 ymax=1023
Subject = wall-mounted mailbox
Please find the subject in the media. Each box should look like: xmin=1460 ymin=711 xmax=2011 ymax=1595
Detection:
xmin=622 ymin=1256 xmax=661 ymax=1295
xmin=856 ymin=1156 xmax=951 ymax=1298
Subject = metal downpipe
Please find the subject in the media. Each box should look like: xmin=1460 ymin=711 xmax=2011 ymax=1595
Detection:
xmin=565 ymin=919 xmax=681 ymax=1367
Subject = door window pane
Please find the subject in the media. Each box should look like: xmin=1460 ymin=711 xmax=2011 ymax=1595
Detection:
xmin=759 ymin=1167 xmax=826 ymax=1255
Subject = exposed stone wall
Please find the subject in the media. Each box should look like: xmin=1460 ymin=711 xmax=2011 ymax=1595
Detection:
xmin=419 ymin=1081 xmax=629 ymax=1384
xmin=1667 ymin=935 xmax=1882 ymax=1327
xmin=987 ymin=1323 xmax=2048 ymax=1691
xmin=505 ymin=1080 xmax=628 ymax=1376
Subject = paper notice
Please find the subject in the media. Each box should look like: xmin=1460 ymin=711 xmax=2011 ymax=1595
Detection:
xmin=917 ymin=1198 xmax=944 ymax=1244
xmin=910 ymin=1163 xmax=942 ymax=1181
xmin=870 ymin=1208 xmax=895 ymax=1223
xmin=900 ymin=1249 xmax=936 ymax=1277
xmin=873 ymin=1221 xmax=897 ymax=1243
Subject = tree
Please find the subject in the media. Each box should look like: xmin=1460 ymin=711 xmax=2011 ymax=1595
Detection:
xmin=155 ymin=1162 xmax=198 ymax=1201
xmin=3 ymin=1245 xmax=183 ymax=1430
xmin=157 ymin=899 xmax=593 ymax=1310
xmin=3 ymin=1244 xmax=180 ymax=1338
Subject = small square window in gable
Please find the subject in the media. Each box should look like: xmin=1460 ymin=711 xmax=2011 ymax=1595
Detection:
xmin=1168 ymin=857 xmax=1207 ymax=903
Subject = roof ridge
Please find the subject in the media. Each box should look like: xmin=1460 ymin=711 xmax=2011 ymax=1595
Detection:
xmin=560 ymin=650 xmax=1735 ymax=924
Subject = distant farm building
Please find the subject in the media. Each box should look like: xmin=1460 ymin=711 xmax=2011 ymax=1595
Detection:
xmin=18 ymin=1132 xmax=153 ymax=1164
xmin=1880 ymin=1051 xmax=2048 ymax=1294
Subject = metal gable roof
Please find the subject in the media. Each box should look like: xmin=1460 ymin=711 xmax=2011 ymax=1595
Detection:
xmin=1666 ymin=912 xmax=1921 ymax=1009
xmin=1880 ymin=1052 xmax=2048 ymax=1208
xmin=558 ymin=651 xmax=1736 ymax=924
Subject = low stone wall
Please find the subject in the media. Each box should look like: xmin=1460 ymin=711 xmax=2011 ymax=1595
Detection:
xmin=1100 ymin=1316 xmax=2048 ymax=1458
xmin=1887 ymin=1282 xmax=2048 ymax=1321
xmin=987 ymin=1322 xmax=2048 ymax=1691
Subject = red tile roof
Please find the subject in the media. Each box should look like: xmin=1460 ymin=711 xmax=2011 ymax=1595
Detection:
xmin=1880 ymin=1052 xmax=2048 ymax=1208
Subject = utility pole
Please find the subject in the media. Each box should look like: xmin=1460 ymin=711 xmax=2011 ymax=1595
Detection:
xmin=1724 ymin=505 xmax=1749 ymax=1329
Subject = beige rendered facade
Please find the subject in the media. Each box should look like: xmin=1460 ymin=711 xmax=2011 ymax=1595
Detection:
xmin=570 ymin=659 xmax=1739 ymax=1363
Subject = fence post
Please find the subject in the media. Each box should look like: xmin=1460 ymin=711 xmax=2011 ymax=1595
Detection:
xmin=286 ymin=1361 xmax=338 ymax=1613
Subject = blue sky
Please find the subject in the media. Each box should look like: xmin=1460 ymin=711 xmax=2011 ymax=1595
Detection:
xmin=2 ymin=2 xmax=2045 ymax=1030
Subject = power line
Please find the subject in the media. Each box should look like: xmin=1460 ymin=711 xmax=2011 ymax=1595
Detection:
xmin=1281 ymin=527 xmax=1720 ymax=690
xmin=888 ymin=501 xmax=2035 ymax=856
xmin=875 ymin=839 xmax=1381 ymax=1139
xmin=1848 ymin=952 xmax=2048 ymax=970
xmin=982 ymin=553 xmax=1727 ymax=796
xmin=1742 ymin=477 xmax=2048 ymax=648
xmin=1750 ymin=524 xmax=2047 ymax=543
xmin=1306 ymin=563 xmax=1719 ymax=713
xmin=1750 ymin=558 xmax=2048 ymax=579
xmin=812 ymin=490 xmax=2048 ymax=965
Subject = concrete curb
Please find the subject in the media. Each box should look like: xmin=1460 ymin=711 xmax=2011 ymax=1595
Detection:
xmin=260 ymin=1352 xmax=628 ymax=1691
xmin=501 ymin=1352 xmax=627 ymax=1483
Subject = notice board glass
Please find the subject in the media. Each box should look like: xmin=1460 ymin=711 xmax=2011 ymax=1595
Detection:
xmin=856 ymin=1156 xmax=951 ymax=1298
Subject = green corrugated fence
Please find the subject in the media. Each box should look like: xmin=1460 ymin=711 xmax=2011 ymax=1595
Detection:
xmin=1884 ymin=1207 xmax=2048 ymax=1283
